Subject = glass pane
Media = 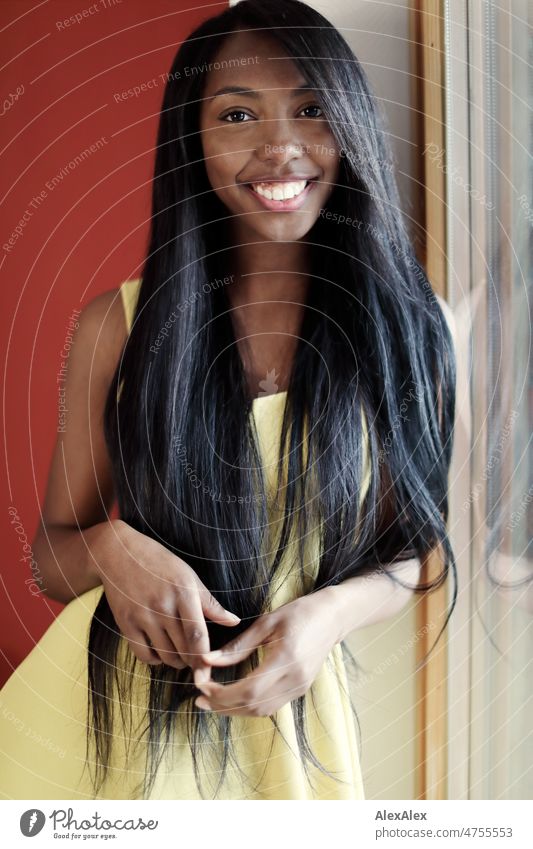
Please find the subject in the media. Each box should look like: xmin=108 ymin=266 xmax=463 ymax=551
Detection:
xmin=459 ymin=0 xmax=532 ymax=800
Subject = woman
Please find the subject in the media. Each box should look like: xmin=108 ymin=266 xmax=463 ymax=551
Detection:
xmin=0 ymin=0 xmax=456 ymax=800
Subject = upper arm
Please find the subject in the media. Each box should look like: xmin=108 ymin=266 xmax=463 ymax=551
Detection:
xmin=38 ymin=288 xmax=128 ymax=531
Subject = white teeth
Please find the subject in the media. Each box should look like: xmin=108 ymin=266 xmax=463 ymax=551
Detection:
xmin=250 ymin=180 xmax=308 ymax=200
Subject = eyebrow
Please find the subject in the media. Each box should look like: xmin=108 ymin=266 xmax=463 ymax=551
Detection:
xmin=208 ymin=84 xmax=315 ymax=100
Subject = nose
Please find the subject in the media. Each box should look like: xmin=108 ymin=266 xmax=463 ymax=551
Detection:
xmin=254 ymin=116 xmax=305 ymax=165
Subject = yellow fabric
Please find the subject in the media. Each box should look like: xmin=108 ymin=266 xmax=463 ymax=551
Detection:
xmin=0 ymin=278 xmax=371 ymax=800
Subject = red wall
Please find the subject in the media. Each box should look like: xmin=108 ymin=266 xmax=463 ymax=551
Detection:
xmin=0 ymin=1 xmax=227 ymax=687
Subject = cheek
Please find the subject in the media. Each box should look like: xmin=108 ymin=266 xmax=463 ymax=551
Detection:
xmin=201 ymin=139 xmax=223 ymax=191
xmin=329 ymin=155 xmax=341 ymax=185
xmin=319 ymin=149 xmax=341 ymax=194
xmin=201 ymin=130 xmax=246 ymax=192
xmin=301 ymin=124 xmax=341 ymax=183
xmin=203 ymin=158 xmax=223 ymax=193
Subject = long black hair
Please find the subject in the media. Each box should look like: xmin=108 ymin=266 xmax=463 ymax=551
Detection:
xmin=86 ymin=0 xmax=457 ymax=799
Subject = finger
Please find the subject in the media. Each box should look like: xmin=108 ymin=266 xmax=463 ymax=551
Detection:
xmin=160 ymin=616 xmax=189 ymax=667
xmin=146 ymin=627 xmax=188 ymax=670
xmin=236 ymin=643 xmax=298 ymax=685
xmin=175 ymin=579 xmax=213 ymax=669
xmin=197 ymin=672 xmax=289 ymax=716
xmin=125 ymin=629 xmax=163 ymax=665
xmin=166 ymin=587 xmax=215 ymax=681
xmin=198 ymin=647 xmax=285 ymax=707
xmin=195 ymin=695 xmax=279 ymax=718
xmin=193 ymin=577 xmax=241 ymax=627
xmin=196 ymin=697 xmax=247 ymax=718
xmin=193 ymin=666 xmax=212 ymax=687
xmin=200 ymin=619 xmax=270 ymax=667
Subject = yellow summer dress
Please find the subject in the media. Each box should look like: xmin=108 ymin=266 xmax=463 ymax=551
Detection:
xmin=0 ymin=278 xmax=371 ymax=800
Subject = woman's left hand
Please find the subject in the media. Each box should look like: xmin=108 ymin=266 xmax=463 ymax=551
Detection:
xmin=193 ymin=589 xmax=341 ymax=717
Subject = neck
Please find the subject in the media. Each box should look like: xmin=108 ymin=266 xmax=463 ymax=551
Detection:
xmin=224 ymin=238 xmax=312 ymax=397
xmin=227 ymin=239 xmax=311 ymax=320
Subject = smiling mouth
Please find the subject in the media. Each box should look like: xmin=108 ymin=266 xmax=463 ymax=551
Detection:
xmin=248 ymin=179 xmax=314 ymax=200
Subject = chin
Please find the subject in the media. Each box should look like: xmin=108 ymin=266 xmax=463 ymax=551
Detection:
xmin=248 ymin=218 xmax=319 ymax=243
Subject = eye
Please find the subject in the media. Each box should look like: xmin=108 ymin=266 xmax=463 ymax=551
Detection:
xmin=299 ymin=103 xmax=324 ymax=118
xmin=219 ymin=109 xmax=253 ymax=123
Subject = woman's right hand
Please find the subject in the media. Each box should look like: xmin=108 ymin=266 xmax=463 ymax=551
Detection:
xmin=90 ymin=519 xmax=241 ymax=678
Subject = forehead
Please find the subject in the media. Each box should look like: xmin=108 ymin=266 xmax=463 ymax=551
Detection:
xmin=200 ymin=30 xmax=308 ymax=100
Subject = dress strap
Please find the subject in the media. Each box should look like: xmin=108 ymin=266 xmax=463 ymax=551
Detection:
xmin=360 ymin=405 xmax=371 ymax=505
xmin=119 ymin=278 xmax=141 ymax=333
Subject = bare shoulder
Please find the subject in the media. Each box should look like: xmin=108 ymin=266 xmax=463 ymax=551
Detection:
xmin=74 ymin=287 xmax=129 ymax=385
xmin=77 ymin=287 xmax=127 ymax=338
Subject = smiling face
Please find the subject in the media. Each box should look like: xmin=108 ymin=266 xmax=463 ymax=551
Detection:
xmin=199 ymin=30 xmax=341 ymax=243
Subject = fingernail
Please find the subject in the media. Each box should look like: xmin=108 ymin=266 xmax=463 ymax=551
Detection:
xmin=202 ymin=650 xmax=222 ymax=659
xmin=196 ymin=697 xmax=211 ymax=710
xmin=225 ymin=612 xmax=241 ymax=622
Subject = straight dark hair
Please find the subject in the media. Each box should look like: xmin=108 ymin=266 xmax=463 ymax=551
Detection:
xmin=86 ymin=0 xmax=457 ymax=799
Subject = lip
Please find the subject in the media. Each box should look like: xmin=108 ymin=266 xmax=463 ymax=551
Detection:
xmin=242 ymin=175 xmax=320 ymax=184
xmin=242 ymin=179 xmax=317 ymax=211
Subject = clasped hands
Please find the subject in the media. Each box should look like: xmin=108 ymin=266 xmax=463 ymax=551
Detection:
xmin=102 ymin=524 xmax=419 ymax=718
xmin=192 ymin=589 xmax=342 ymax=718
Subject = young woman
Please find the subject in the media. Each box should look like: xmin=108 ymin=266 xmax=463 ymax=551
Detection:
xmin=0 ymin=0 xmax=456 ymax=800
